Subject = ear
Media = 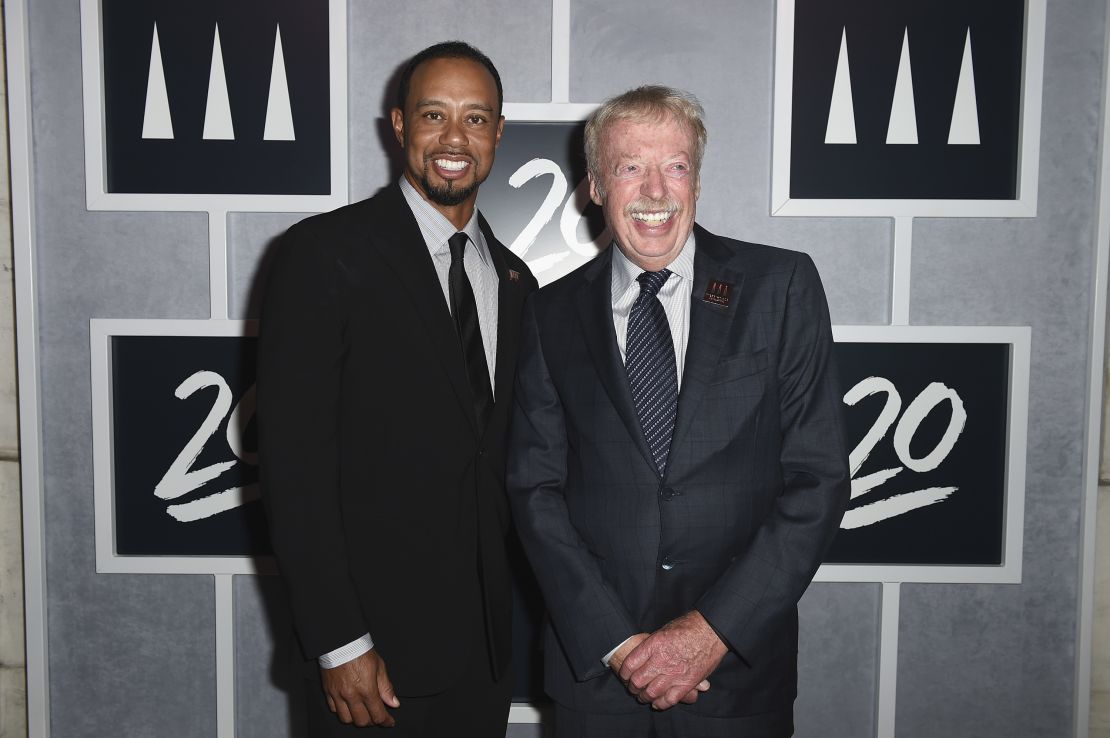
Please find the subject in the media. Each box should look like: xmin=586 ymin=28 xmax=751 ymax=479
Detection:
xmin=390 ymin=108 xmax=405 ymax=147
xmin=494 ymin=115 xmax=505 ymax=148
xmin=588 ymin=173 xmax=604 ymax=206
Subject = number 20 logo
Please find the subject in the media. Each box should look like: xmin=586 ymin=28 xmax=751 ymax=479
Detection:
xmin=153 ymin=370 xmax=258 ymax=522
xmin=505 ymin=158 xmax=608 ymax=275
xmin=842 ymin=377 xmax=967 ymax=529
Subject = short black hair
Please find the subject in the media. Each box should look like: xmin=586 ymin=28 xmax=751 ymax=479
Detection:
xmin=395 ymin=41 xmax=503 ymax=116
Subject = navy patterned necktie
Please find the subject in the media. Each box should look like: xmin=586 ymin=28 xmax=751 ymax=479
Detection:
xmin=448 ymin=232 xmax=493 ymax=428
xmin=625 ymin=269 xmax=678 ymax=476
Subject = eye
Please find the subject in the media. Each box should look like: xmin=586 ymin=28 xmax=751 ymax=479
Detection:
xmin=466 ymin=114 xmax=487 ymax=125
xmin=620 ymin=164 xmax=639 ymax=175
xmin=423 ymin=111 xmax=444 ymax=121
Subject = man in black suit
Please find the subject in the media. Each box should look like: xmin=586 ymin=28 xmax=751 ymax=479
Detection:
xmin=257 ymin=42 xmax=536 ymax=737
xmin=508 ymin=86 xmax=850 ymax=737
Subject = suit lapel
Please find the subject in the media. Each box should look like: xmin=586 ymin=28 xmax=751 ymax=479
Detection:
xmin=364 ymin=185 xmax=479 ymax=433
xmin=669 ymin=225 xmax=744 ymax=458
xmin=575 ymin=249 xmax=657 ymax=472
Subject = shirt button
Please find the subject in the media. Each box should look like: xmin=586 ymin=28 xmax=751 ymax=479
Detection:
xmin=661 ymin=556 xmax=676 ymax=571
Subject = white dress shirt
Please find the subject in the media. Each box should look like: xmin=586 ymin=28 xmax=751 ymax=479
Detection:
xmin=602 ymin=232 xmax=697 ymax=667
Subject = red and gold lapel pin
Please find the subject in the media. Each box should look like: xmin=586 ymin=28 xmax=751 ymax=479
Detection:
xmin=702 ymin=279 xmax=732 ymax=306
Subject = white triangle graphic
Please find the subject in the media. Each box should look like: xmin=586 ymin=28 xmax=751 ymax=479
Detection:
xmin=202 ymin=25 xmax=235 ymax=140
xmin=263 ymin=25 xmax=296 ymax=141
xmin=948 ymin=29 xmax=981 ymax=145
xmin=886 ymin=29 xmax=918 ymax=144
xmin=824 ymin=28 xmax=856 ymax=144
xmin=141 ymin=24 xmax=173 ymax=139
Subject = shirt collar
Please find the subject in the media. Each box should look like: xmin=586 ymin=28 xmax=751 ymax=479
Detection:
xmin=399 ymin=176 xmax=489 ymax=264
xmin=611 ymin=230 xmax=697 ymax=296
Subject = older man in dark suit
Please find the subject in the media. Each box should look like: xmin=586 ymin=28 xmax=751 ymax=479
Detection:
xmin=508 ymin=86 xmax=850 ymax=737
xmin=258 ymin=42 xmax=536 ymax=737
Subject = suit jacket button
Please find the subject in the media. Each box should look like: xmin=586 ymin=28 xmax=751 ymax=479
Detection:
xmin=661 ymin=556 xmax=676 ymax=571
xmin=660 ymin=487 xmax=676 ymax=501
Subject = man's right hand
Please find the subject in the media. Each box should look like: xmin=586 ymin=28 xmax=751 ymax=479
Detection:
xmin=320 ymin=650 xmax=400 ymax=727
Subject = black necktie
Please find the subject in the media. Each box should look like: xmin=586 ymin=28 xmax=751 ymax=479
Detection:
xmin=448 ymin=232 xmax=493 ymax=428
xmin=625 ymin=269 xmax=678 ymax=476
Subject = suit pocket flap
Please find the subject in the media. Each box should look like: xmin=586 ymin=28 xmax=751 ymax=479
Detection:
xmin=709 ymin=349 xmax=767 ymax=384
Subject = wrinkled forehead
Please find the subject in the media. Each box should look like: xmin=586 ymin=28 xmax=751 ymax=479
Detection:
xmin=600 ymin=112 xmax=697 ymax=159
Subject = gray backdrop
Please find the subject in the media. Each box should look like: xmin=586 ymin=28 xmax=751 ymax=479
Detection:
xmin=19 ymin=0 xmax=1105 ymax=735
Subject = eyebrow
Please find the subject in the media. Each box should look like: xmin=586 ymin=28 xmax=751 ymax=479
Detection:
xmin=414 ymin=98 xmax=494 ymax=113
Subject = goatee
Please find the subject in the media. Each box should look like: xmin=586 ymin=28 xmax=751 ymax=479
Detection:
xmin=420 ymin=173 xmax=478 ymax=207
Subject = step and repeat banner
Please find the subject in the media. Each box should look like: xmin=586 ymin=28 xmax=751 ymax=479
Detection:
xmin=80 ymin=0 xmax=1042 ymax=722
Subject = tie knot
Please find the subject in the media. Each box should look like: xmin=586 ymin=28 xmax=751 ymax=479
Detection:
xmin=449 ymin=232 xmax=469 ymax=262
xmin=637 ymin=269 xmax=671 ymax=297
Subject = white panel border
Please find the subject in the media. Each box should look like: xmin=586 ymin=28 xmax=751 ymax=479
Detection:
xmin=9 ymin=0 xmax=49 ymax=732
xmin=770 ymin=0 xmax=1047 ymax=218
xmin=79 ymin=0 xmax=348 ymax=213
xmin=1073 ymin=0 xmax=1110 ymax=732
xmin=503 ymin=103 xmax=597 ymax=122
xmin=814 ymin=324 xmax=1030 ymax=584
xmin=90 ymin=318 xmax=275 ymax=575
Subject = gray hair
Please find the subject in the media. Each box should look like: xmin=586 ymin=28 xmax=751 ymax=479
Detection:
xmin=584 ymin=85 xmax=708 ymax=195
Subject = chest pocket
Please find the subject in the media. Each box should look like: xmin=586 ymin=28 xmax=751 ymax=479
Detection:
xmin=708 ymin=348 xmax=767 ymax=385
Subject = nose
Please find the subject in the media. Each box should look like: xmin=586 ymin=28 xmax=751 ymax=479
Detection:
xmin=640 ymin=166 xmax=666 ymax=200
xmin=440 ymin=115 xmax=468 ymax=147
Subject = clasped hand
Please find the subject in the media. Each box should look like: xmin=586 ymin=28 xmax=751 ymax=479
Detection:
xmin=608 ymin=610 xmax=728 ymax=711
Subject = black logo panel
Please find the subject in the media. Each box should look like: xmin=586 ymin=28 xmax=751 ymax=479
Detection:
xmin=790 ymin=0 xmax=1025 ymax=199
xmin=827 ymin=342 xmax=1010 ymax=566
xmin=479 ymin=122 xmax=607 ymax=283
xmin=110 ymin=335 xmax=267 ymax=556
xmin=101 ymin=0 xmax=331 ymax=195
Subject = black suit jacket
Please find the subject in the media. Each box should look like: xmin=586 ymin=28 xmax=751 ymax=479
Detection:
xmin=258 ymin=183 xmax=537 ymax=695
xmin=507 ymin=225 xmax=849 ymax=717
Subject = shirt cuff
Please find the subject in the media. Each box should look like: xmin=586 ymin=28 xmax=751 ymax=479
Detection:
xmin=318 ymin=633 xmax=374 ymax=669
xmin=602 ymin=636 xmax=636 ymax=667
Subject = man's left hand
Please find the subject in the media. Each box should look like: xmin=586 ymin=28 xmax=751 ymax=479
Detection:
xmin=619 ymin=610 xmax=728 ymax=711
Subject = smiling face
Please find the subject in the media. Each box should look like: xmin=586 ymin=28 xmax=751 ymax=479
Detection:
xmin=391 ymin=56 xmax=504 ymax=229
xmin=589 ymin=115 xmax=699 ymax=272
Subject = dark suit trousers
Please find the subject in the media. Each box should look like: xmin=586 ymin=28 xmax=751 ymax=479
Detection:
xmin=554 ymin=703 xmax=793 ymax=738
xmin=305 ymin=621 xmax=512 ymax=738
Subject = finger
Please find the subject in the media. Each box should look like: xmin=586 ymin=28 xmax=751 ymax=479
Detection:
xmin=627 ymin=660 xmax=662 ymax=692
xmin=347 ymin=699 xmax=373 ymax=728
xmin=661 ymin=684 xmax=690 ymax=709
xmin=650 ymin=685 xmax=680 ymax=711
xmin=619 ymin=642 xmax=652 ymax=681
xmin=326 ymin=695 xmax=337 ymax=714
xmin=333 ymin=698 xmax=354 ymax=725
xmin=365 ymin=695 xmax=396 ymax=728
xmin=377 ymin=664 xmax=401 ymax=708
xmin=679 ymin=688 xmax=700 ymax=704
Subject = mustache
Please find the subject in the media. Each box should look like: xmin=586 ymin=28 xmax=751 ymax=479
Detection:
xmin=624 ymin=198 xmax=680 ymax=216
xmin=424 ymin=149 xmax=472 ymax=161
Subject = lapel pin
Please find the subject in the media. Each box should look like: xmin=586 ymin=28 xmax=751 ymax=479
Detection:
xmin=507 ymin=269 xmax=520 ymax=283
xmin=702 ymin=279 xmax=732 ymax=306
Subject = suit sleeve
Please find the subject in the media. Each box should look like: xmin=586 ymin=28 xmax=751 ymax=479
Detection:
xmin=508 ymin=297 xmax=638 ymax=682
xmin=696 ymin=253 xmax=850 ymax=660
xmin=257 ymin=221 xmax=368 ymax=660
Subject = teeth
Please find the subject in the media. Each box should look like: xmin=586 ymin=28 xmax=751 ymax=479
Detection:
xmin=630 ymin=211 xmax=673 ymax=225
xmin=435 ymin=159 xmax=468 ymax=171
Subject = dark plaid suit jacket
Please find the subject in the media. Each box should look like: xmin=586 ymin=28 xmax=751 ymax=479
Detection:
xmin=508 ymin=224 xmax=850 ymax=717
